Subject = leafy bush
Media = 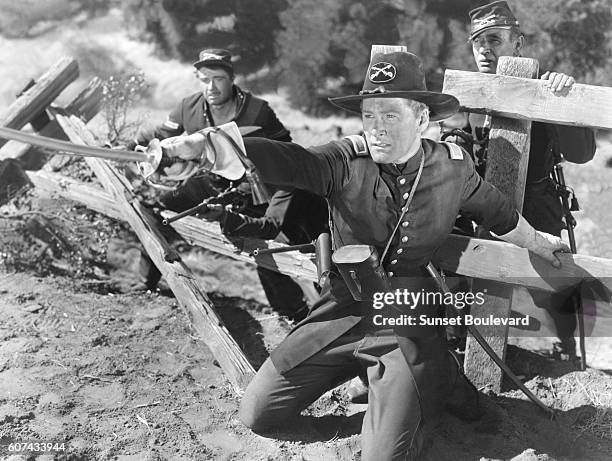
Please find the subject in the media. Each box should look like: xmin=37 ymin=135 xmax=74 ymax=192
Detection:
xmin=102 ymin=72 xmax=149 ymax=145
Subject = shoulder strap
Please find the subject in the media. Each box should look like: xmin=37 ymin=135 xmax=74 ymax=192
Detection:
xmin=442 ymin=141 xmax=464 ymax=160
xmin=344 ymin=135 xmax=369 ymax=157
xmin=239 ymin=92 xmax=266 ymax=126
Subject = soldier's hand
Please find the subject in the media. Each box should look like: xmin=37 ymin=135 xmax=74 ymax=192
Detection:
xmin=160 ymin=132 xmax=207 ymax=161
xmin=532 ymin=231 xmax=571 ymax=268
xmin=540 ymin=71 xmax=575 ymax=93
xmin=196 ymin=203 xmax=226 ymax=222
xmin=496 ymin=214 xmax=570 ymax=268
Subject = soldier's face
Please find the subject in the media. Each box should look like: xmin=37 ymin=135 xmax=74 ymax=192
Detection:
xmin=471 ymin=28 xmax=522 ymax=74
xmin=197 ymin=67 xmax=234 ymax=105
xmin=362 ymin=98 xmax=427 ymax=164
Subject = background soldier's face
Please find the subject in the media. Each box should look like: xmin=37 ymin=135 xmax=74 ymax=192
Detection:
xmin=197 ymin=67 xmax=234 ymax=105
xmin=362 ymin=98 xmax=427 ymax=164
xmin=471 ymin=28 xmax=521 ymax=74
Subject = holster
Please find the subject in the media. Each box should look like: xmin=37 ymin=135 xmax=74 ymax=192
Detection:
xmin=331 ymin=245 xmax=390 ymax=301
xmin=314 ymin=233 xmax=332 ymax=286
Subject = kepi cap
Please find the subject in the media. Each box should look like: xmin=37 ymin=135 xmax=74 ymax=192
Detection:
xmin=469 ymin=1 xmax=520 ymax=41
xmin=193 ymin=48 xmax=233 ymax=72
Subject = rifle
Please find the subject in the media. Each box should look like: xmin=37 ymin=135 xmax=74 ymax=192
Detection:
xmin=161 ymin=186 xmax=251 ymax=226
xmin=250 ymin=233 xmax=332 ymax=286
xmin=551 ymin=151 xmax=587 ymax=370
xmin=440 ymin=127 xmax=488 ymax=175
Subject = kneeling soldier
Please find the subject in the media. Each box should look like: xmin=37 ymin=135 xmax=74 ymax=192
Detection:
xmin=158 ymin=49 xmax=568 ymax=460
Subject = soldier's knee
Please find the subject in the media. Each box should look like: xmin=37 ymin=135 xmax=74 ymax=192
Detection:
xmin=238 ymin=394 xmax=272 ymax=432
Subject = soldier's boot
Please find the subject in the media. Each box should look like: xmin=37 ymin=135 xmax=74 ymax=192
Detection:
xmin=552 ymin=336 xmax=578 ymax=362
xmin=443 ymin=350 xmax=483 ymax=421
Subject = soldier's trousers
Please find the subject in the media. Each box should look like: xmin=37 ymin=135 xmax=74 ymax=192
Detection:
xmin=239 ymin=325 xmax=449 ymax=461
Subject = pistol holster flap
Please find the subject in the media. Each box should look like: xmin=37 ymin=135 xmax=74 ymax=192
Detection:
xmin=332 ymin=245 xmax=390 ymax=301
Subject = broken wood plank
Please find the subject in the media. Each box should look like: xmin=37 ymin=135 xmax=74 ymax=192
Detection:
xmin=1 ymin=78 xmax=103 ymax=164
xmin=457 ymin=56 xmax=539 ymax=392
xmin=27 ymin=169 xmax=612 ymax=295
xmin=443 ymin=68 xmax=612 ymax=130
xmin=52 ymin=114 xmax=255 ymax=394
xmin=0 ymin=57 xmax=79 ymax=148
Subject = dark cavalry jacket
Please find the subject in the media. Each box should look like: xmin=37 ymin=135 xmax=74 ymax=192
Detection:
xmin=242 ymin=136 xmax=518 ymax=373
xmin=467 ymin=115 xmax=596 ymax=236
xmin=136 ymin=86 xmax=327 ymax=244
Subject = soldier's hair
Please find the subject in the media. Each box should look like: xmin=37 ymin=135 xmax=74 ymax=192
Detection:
xmin=404 ymin=99 xmax=429 ymax=118
xmin=509 ymin=26 xmax=524 ymax=42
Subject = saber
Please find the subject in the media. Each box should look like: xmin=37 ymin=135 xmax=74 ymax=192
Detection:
xmin=0 ymin=123 xmax=267 ymax=193
xmin=0 ymin=126 xmax=149 ymax=162
xmin=0 ymin=126 xmax=170 ymax=179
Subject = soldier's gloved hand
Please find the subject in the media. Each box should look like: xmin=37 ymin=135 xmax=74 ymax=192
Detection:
xmin=540 ymin=71 xmax=575 ymax=93
xmin=495 ymin=214 xmax=570 ymax=268
xmin=158 ymin=133 xmax=209 ymax=180
xmin=196 ymin=203 xmax=226 ymax=222
xmin=159 ymin=125 xmax=247 ymax=181
xmin=160 ymin=132 xmax=208 ymax=160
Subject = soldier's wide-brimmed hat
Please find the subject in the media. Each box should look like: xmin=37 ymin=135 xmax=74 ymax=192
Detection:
xmin=469 ymin=1 xmax=520 ymax=41
xmin=328 ymin=51 xmax=459 ymax=121
xmin=193 ymin=48 xmax=233 ymax=72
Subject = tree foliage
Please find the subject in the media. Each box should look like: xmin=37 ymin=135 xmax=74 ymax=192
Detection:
xmin=119 ymin=0 xmax=612 ymax=114
xmin=121 ymin=0 xmax=286 ymax=75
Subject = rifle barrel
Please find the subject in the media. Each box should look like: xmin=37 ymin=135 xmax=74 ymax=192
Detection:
xmin=162 ymin=202 xmax=211 ymax=225
xmin=251 ymin=243 xmax=315 ymax=256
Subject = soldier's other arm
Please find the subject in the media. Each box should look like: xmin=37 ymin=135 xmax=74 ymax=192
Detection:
xmin=553 ymin=125 xmax=596 ymax=164
xmin=255 ymin=100 xmax=292 ymax=142
xmin=539 ymin=71 xmax=596 ymax=164
xmin=458 ymin=157 xmax=569 ymax=266
xmin=220 ymin=188 xmax=293 ymax=239
xmin=130 ymin=102 xmax=185 ymax=149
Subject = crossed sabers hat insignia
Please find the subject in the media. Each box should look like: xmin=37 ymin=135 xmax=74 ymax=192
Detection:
xmin=369 ymin=62 xmax=396 ymax=83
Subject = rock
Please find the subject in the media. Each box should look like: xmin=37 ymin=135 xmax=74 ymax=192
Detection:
xmin=508 ymin=448 xmax=556 ymax=461
xmin=23 ymin=303 xmax=44 ymax=313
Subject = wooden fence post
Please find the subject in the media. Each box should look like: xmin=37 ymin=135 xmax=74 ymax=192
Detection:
xmin=53 ymin=114 xmax=256 ymax=394
xmin=449 ymin=57 xmax=539 ymax=391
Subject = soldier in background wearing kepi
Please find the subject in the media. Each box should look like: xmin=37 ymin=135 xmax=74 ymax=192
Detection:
xmin=459 ymin=1 xmax=596 ymax=360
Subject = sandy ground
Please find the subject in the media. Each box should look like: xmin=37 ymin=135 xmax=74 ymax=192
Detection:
xmin=0 ymin=184 xmax=611 ymax=460
xmin=1 ymin=266 xmax=612 ymax=461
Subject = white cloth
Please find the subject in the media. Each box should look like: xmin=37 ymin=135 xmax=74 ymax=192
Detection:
xmin=205 ymin=122 xmax=247 ymax=181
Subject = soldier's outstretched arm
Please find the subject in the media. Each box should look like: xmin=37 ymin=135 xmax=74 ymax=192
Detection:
xmin=160 ymin=129 xmax=350 ymax=198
